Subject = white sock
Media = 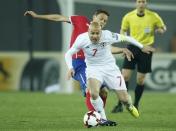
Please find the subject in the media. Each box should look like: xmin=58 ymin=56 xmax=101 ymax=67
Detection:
xmin=90 ymin=96 xmax=107 ymax=120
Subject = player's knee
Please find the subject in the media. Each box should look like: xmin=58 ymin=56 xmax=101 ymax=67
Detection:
xmin=120 ymin=99 xmax=129 ymax=105
xmin=119 ymin=95 xmax=128 ymax=103
xmin=122 ymin=73 xmax=130 ymax=81
xmin=90 ymin=93 xmax=99 ymax=100
xmin=137 ymin=77 xmax=145 ymax=85
xmin=90 ymin=91 xmax=99 ymax=100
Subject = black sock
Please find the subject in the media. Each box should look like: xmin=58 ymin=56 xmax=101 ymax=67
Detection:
xmin=134 ymin=84 xmax=144 ymax=107
xmin=125 ymin=81 xmax=129 ymax=91
xmin=117 ymin=101 xmax=122 ymax=106
xmin=117 ymin=81 xmax=129 ymax=106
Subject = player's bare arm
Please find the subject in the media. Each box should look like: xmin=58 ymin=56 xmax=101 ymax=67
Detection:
xmin=119 ymin=30 xmax=155 ymax=54
xmin=111 ymin=46 xmax=134 ymax=61
xmin=24 ymin=11 xmax=69 ymax=22
xmin=124 ymin=35 xmax=155 ymax=54
xmin=121 ymin=48 xmax=134 ymax=61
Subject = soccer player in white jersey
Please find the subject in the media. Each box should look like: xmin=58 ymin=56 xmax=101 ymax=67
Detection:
xmin=65 ymin=22 xmax=154 ymax=125
xmin=24 ymin=10 xmax=133 ymax=115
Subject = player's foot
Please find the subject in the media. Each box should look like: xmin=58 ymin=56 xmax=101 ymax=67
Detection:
xmin=99 ymin=119 xmax=117 ymax=126
xmin=111 ymin=104 xmax=123 ymax=113
xmin=127 ymin=105 xmax=139 ymax=118
xmin=134 ymin=104 xmax=139 ymax=110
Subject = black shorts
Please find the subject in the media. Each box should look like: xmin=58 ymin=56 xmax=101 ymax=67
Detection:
xmin=123 ymin=45 xmax=153 ymax=73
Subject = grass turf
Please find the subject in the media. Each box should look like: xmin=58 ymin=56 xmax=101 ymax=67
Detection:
xmin=0 ymin=91 xmax=176 ymax=131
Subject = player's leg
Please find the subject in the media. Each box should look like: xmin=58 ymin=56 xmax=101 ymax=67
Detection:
xmin=72 ymin=59 xmax=107 ymax=111
xmin=111 ymin=65 xmax=134 ymax=113
xmin=134 ymin=52 xmax=152 ymax=109
xmin=105 ymin=69 xmax=139 ymax=118
xmin=88 ymin=78 xmax=107 ymax=120
xmin=72 ymin=59 xmax=87 ymax=95
xmin=134 ymin=72 xmax=146 ymax=109
xmin=111 ymin=45 xmax=136 ymax=113
xmin=86 ymin=83 xmax=108 ymax=111
xmin=88 ymin=78 xmax=117 ymax=126
xmin=87 ymin=68 xmax=117 ymax=126
xmin=116 ymin=90 xmax=139 ymax=118
xmin=74 ymin=68 xmax=96 ymax=111
xmin=72 ymin=59 xmax=95 ymax=110
xmin=99 ymin=87 xmax=108 ymax=107
xmin=85 ymin=89 xmax=95 ymax=111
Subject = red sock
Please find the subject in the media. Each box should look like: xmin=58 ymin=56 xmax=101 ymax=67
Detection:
xmin=85 ymin=91 xmax=95 ymax=111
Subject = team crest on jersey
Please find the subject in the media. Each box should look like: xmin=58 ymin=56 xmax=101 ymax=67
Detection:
xmin=144 ymin=27 xmax=151 ymax=34
xmin=112 ymin=33 xmax=118 ymax=40
xmin=100 ymin=42 xmax=106 ymax=48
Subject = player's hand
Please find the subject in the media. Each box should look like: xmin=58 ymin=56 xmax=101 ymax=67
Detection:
xmin=122 ymin=48 xmax=134 ymax=61
xmin=24 ymin=11 xmax=37 ymax=18
xmin=67 ymin=68 xmax=75 ymax=80
xmin=142 ymin=46 xmax=156 ymax=54
xmin=155 ymin=28 xmax=165 ymax=34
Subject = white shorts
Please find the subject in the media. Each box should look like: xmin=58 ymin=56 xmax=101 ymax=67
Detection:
xmin=86 ymin=65 xmax=127 ymax=91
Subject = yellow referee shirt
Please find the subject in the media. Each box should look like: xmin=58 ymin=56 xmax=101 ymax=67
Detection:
xmin=121 ymin=9 xmax=165 ymax=45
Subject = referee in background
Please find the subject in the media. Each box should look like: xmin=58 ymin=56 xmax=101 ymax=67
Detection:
xmin=112 ymin=0 xmax=166 ymax=113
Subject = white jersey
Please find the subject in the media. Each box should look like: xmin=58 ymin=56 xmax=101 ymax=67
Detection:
xmin=77 ymin=31 xmax=120 ymax=68
xmin=65 ymin=30 xmax=143 ymax=70
xmin=65 ymin=30 xmax=143 ymax=90
xmin=66 ymin=30 xmax=121 ymax=69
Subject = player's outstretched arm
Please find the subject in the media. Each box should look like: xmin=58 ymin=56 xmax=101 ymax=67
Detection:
xmin=111 ymin=46 xmax=134 ymax=61
xmin=111 ymin=46 xmax=124 ymax=54
xmin=120 ymin=29 xmax=156 ymax=54
xmin=24 ymin=11 xmax=69 ymax=22
xmin=65 ymin=49 xmax=76 ymax=80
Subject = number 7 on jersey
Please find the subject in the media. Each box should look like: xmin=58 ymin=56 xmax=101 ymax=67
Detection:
xmin=92 ymin=49 xmax=97 ymax=56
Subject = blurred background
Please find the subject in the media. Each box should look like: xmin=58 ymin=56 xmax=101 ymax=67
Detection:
xmin=0 ymin=0 xmax=176 ymax=93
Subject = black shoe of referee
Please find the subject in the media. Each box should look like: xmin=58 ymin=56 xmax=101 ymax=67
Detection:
xmin=111 ymin=104 xmax=123 ymax=113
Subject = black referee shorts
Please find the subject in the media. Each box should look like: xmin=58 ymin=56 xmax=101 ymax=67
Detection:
xmin=123 ymin=45 xmax=153 ymax=73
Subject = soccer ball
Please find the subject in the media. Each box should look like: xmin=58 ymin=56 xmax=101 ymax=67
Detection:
xmin=83 ymin=111 xmax=101 ymax=128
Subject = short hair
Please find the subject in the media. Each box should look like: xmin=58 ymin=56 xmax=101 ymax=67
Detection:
xmin=93 ymin=9 xmax=110 ymax=17
xmin=89 ymin=21 xmax=101 ymax=29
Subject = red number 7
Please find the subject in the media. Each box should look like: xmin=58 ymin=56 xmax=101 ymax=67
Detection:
xmin=92 ymin=49 xmax=97 ymax=56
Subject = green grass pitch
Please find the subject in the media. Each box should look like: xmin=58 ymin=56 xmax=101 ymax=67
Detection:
xmin=0 ymin=91 xmax=176 ymax=131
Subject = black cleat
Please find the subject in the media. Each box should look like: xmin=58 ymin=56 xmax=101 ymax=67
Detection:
xmin=111 ymin=104 xmax=123 ymax=113
xmin=99 ymin=119 xmax=117 ymax=126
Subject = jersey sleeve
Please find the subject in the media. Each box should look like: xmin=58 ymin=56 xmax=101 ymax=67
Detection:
xmin=104 ymin=30 xmax=127 ymax=43
xmin=121 ymin=14 xmax=129 ymax=31
xmin=70 ymin=15 xmax=89 ymax=26
xmin=154 ymin=13 xmax=165 ymax=28
xmin=65 ymin=35 xmax=85 ymax=69
xmin=106 ymin=31 xmax=143 ymax=49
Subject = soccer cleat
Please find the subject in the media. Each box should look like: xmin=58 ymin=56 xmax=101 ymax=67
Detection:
xmin=127 ymin=105 xmax=139 ymax=118
xmin=111 ymin=104 xmax=123 ymax=113
xmin=99 ymin=119 xmax=117 ymax=126
xmin=134 ymin=104 xmax=139 ymax=110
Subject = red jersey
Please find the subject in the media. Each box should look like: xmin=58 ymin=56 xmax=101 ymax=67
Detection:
xmin=70 ymin=16 xmax=90 ymax=59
